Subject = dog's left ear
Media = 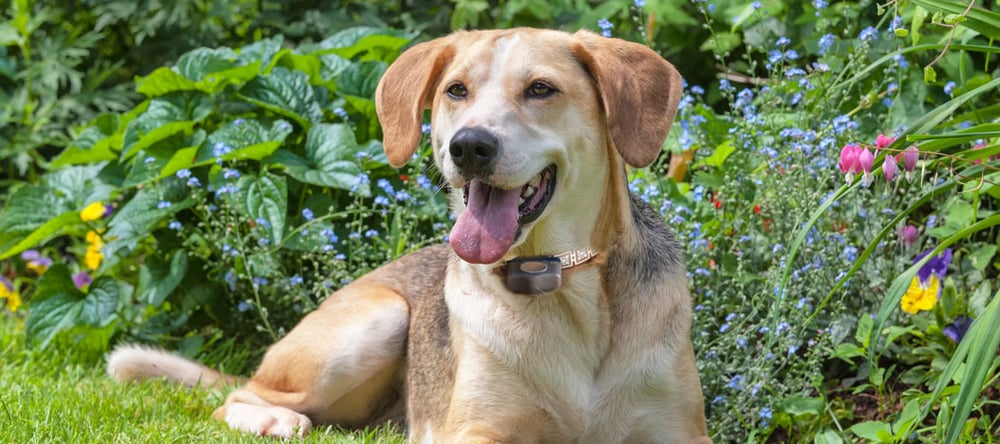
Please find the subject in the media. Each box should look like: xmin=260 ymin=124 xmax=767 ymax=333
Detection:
xmin=375 ymin=36 xmax=456 ymax=167
xmin=572 ymin=31 xmax=683 ymax=168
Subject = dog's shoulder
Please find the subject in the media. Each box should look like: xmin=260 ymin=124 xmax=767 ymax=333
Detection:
xmin=607 ymin=193 xmax=684 ymax=283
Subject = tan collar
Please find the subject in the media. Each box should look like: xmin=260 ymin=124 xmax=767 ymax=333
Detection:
xmin=554 ymin=248 xmax=600 ymax=269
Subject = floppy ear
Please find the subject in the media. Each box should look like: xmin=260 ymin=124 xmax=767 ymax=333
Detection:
xmin=572 ymin=30 xmax=683 ymax=168
xmin=375 ymin=36 xmax=456 ymax=167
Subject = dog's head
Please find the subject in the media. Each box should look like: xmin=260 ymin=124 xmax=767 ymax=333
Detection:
xmin=376 ymin=28 xmax=682 ymax=265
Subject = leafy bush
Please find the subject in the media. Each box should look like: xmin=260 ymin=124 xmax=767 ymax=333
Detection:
xmin=0 ymin=27 xmax=449 ymax=354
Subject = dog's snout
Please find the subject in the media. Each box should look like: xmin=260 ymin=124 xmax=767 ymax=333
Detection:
xmin=449 ymin=127 xmax=499 ymax=177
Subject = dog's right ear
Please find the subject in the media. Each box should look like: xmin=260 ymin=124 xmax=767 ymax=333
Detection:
xmin=375 ymin=37 xmax=456 ymax=168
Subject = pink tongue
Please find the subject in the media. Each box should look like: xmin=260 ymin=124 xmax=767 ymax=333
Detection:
xmin=449 ymin=180 xmax=521 ymax=264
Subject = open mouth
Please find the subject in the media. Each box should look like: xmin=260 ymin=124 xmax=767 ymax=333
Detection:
xmin=463 ymin=165 xmax=556 ymax=226
xmin=450 ymin=165 xmax=557 ymax=264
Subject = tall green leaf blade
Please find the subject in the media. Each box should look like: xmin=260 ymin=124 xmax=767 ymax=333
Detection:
xmin=911 ymin=0 xmax=1000 ymax=40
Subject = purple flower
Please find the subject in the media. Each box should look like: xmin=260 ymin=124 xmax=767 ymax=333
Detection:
xmin=73 ymin=271 xmax=93 ymax=290
xmin=21 ymin=250 xmax=53 ymax=275
xmin=943 ymin=316 xmax=973 ymax=343
xmin=914 ymin=248 xmax=952 ymax=285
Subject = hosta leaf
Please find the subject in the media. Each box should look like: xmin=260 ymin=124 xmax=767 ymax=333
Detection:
xmin=238 ymin=173 xmax=288 ymax=245
xmin=122 ymin=92 xmax=212 ymax=161
xmin=239 ymin=67 xmax=323 ymax=127
xmin=136 ymin=251 xmax=188 ymax=307
xmin=274 ymin=123 xmax=364 ymax=191
xmin=196 ymin=119 xmax=293 ymax=164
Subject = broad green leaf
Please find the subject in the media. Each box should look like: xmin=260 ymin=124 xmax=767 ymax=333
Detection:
xmin=196 ymin=119 xmax=293 ymax=164
xmin=121 ymin=92 xmax=212 ymax=161
xmin=239 ymin=173 xmax=288 ymax=245
xmin=694 ymin=139 xmax=736 ymax=168
xmin=123 ymin=131 xmax=205 ymax=187
xmin=43 ymin=163 xmax=113 ymax=207
xmin=52 ymin=114 xmax=120 ymax=166
xmin=103 ymin=184 xmax=195 ymax=258
xmin=815 ymin=430 xmax=844 ymax=444
xmin=849 ymin=421 xmax=892 ymax=442
xmin=778 ymin=395 xmax=824 ymax=417
xmin=0 ymin=185 xmax=73 ymax=259
xmin=175 ymin=47 xmax=239 ymax=81
xmin=136 ymin=67 xmax=198 ymax=96
xmin=236 ymin=36 xmax=284 ymax=68
xmin=273 ymin=123 xmax=364 ymax=191
xmin=138 ymin=63 xmax=261 ymax=96
xmin=305 ymin=27 xmax=411 ymax=60
xmin=0 ymin=212 xmax=79 ymax=261
xmin=967 ymin=245 xmax=997 ymax=271
xmin=239 ymin=67 xmax=323 ymax=127
xmin=136 ymin=251 xmax=188 ymax=307
xmin=335 ymin=60 xmax=387 ymax=99
xmin=34 ymin=264 xmax=85 ymax=304
xmin=79 ymin=277 xmax=120 ymax=327
xmin=25 ymin=293 xmax=83 ymax=349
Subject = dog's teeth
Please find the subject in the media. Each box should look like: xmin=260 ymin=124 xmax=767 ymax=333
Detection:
xmin=529 ymin=175 xmax=542 ymax=188
xmin=522 ymin=185 xmax=536 ymax=199
xmin=519 ymin=197 xmax=526 ymax=206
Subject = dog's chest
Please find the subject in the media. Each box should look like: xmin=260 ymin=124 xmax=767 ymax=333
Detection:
xmin=447 ymin=265 xmax=610 ymax=423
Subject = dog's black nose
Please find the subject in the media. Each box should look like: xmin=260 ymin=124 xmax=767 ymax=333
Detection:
xmin=449 ymin=127 xmax=498 ymax=177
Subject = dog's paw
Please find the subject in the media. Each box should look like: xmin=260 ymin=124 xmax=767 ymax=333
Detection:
xmin=222 ymin=403 xmax=313 ymax=438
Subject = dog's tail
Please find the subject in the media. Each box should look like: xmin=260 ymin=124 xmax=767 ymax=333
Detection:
xmin=106 ymin=344 xmax=246 ymax=389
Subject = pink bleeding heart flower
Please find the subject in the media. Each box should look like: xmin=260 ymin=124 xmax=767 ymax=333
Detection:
xmin=898 ymin=224 xmax=918 ymax=248
xmin=838 ymin=144 xmax=862 ymax=183
xmin=875 ymin=134 xmax=896 ymax=150
xmin=859 ymin=147 xmax=875 ymax=187
xmin=901 ymin=145 xmax=919 ymax=181
xmin=883 ymin=154 xmax=898 ymax=182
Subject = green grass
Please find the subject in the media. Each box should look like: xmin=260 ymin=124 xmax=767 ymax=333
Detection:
xmin=0 ymin=314 xmax=406 ymax=443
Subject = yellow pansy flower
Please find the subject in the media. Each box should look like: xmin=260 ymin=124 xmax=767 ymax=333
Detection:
xmin=900 ymin=275 xmax=939 ymax=314
xmin=85 ymin=247 xmax=103 ymax=270
xmin=80 ymin=202 xmax=107 ymax=222
xmin=0 ymin=277 xmax=20 ymax=312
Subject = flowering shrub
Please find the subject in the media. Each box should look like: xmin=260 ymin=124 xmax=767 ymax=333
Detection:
xmin=0 ymin=28 xmax=448 ymax=351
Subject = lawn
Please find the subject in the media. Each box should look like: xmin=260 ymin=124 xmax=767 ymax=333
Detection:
xmin=0 ymin=315 xmax=405 ymax=443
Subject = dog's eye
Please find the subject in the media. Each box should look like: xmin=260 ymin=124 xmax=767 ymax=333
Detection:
xmin=446 ymin=83 xmax=468 ymax=99
xmin=526 ymin=81 xmax=556 ymax=99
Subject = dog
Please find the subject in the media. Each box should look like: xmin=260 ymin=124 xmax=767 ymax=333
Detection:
xmin=107 ymin=27 xmax=711 ymax=443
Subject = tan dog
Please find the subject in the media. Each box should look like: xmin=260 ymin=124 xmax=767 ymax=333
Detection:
xmin=108 ymin=28 xmax=711 ymax=443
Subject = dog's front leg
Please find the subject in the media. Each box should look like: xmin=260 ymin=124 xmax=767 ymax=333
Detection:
xmin=214 ymin=281 xmax=410 ymax=437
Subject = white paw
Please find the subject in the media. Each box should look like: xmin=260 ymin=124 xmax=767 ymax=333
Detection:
xmin=224 ymin=403 xmax=313 ymax=438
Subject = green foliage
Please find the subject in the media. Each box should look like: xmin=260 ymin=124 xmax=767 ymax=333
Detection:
xmin=0 ymin=27 xmax=448 ymax=352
